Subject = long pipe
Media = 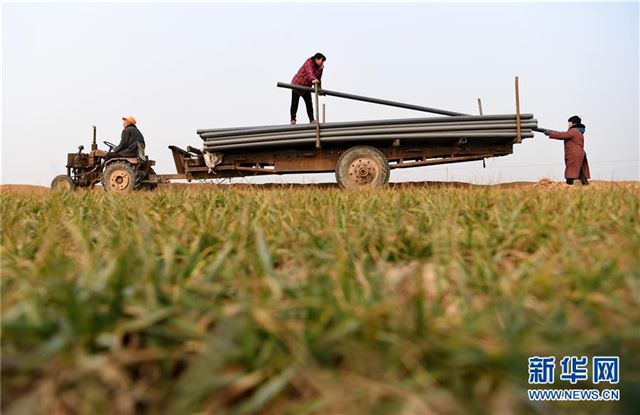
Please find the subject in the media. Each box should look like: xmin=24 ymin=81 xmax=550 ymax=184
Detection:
xmin=197 ymin=113 xmax=534 ymax=135
xmin=204 ymin=136 xmax=534 ymax=152
xmin=202 ymin=120 xmax=538 ymax=140
xmin=203 ymin=123 xmax=538 ymax=146
xmin=203 ymin=128 xmax=538 ymax=147
xmin=277 ymin=82 xmax=467 ymax=117
xmin=201 ymin=119 xmax=538 ymax=142
xmin=198 ymin=113 xmax=535 ymax=138
xmin=204 ymin=131 xmax=534 ymax=151
xmin=205 ymin=130 xmax=534 ymax=146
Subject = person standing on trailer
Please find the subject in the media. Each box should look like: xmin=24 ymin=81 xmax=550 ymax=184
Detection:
xmin=544 ymin=115 xmax=590 ymax=185
xmin=290 ymin=53 xmax=326 ymax=125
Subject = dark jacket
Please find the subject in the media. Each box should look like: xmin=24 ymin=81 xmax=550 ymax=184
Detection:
xmin=548 ymin=125 xmax=590 ymax=179
xmin=113 ymin=124 xmax=145 ymax=157
xmin=291 ymin=57 xmax=324 ymax=93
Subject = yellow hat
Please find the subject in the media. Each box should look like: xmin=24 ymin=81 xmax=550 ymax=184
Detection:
xmin=122 ymin=115 xmax=137 ymax=125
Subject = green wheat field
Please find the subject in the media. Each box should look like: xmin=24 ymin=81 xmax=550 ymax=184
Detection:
xmin=1 ymin=182 xmax=639 ymax=414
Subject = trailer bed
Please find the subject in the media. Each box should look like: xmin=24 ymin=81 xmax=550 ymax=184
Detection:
xmin=161 ymin=81 xmax=537 ymax=189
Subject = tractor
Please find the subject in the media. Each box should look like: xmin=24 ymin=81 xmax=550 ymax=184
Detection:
xmin=50 ymin=126 xmax=158 ymax=193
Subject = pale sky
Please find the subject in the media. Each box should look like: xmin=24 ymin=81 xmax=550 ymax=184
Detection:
xmin=2 ymin=1 xmax=638 ymax=185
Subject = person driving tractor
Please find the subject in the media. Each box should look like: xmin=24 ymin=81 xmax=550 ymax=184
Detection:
xmin=106 ymin=115 xmax=145 ymax=159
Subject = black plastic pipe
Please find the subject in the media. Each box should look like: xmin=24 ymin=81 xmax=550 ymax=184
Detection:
xmin=197 ymin=114 xmax=534 ymax=138
xmin=202 ymin=123 xmax=538 ymax=146
xmin=201 ymin=119 xmax=538 ymax=142
xmin=204 ymin=136 xmax=534 ymax=152
xmin=204 ymin=131 xmax=534 ymax=151
xmin=277 ymin=82 xmax=467 ymax=117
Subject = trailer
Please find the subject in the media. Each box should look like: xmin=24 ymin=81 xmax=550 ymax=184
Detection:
xmin=163 ymin=79 xmax=536 ymax=189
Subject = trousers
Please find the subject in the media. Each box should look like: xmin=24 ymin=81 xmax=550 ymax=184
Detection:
xmin=290 ymin=90 xmax=314 ymax=122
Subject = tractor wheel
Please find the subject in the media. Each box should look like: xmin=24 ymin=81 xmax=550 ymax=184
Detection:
xmin=335 ymin=146 xmax=390 ymax=190
xmin=50 ymin=175 xmax=76 ymax=191
xmin=102 ymin=161 xmax=137 ymax=193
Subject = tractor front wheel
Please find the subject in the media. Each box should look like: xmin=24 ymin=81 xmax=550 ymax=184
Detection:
xmin=102 ymin=162 xmax=137 ymax=193
xmin=50 ymin=175 xmax=76 ymax=191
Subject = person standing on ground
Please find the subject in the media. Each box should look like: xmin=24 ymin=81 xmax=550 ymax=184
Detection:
xmin=106 ymin=115 xmax=146 ymax=159
xmin=544 ymin=115 xmax=590 ymax=185
xmin=290 ymin=53 xmax=326 ymax=125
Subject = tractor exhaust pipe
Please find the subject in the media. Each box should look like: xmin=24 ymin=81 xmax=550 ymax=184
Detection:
xmin=92 ymin=126 xmax=97 ymax=151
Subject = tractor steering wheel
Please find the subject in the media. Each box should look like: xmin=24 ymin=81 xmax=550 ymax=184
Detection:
xmin=103 ymin=141 xmax=116 ymax=151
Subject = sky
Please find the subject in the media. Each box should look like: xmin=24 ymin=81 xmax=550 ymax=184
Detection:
xmin=2 ymin=1 xmax=638 ymax=185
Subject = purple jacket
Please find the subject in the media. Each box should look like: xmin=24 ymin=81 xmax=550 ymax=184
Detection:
xmin=291 ymin=57 xmax=323 ymax=93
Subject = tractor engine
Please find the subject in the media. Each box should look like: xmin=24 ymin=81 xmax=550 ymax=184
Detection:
xmin=66 ymin=147 xmax=103 ymax=188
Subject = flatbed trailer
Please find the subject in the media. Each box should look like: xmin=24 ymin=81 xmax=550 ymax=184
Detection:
xmin=160 ymin=79 xmax=536 ymax=189
xmin=165 ymin=139 xmax=517 ymax=187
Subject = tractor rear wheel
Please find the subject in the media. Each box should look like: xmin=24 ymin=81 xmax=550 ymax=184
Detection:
xmin=103 ymin=162 xmax=137 ymax=193
xmin=335 ymin=146 xmax=390 ymax=190
xmin=50 ymin=175 xmax=76 ymax=191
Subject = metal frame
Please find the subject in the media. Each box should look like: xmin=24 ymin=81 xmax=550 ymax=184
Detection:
xmin=164 ymin=141 xmax=514 ymax=181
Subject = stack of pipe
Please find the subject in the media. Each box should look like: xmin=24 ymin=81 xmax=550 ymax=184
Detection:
xmin=198 ymin=114 xmax=537 ymax=152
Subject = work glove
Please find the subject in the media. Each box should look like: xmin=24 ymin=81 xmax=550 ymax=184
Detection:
xmin=543 ymin=130 xmax=551 ymax=136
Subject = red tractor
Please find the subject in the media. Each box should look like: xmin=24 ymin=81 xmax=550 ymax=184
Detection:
xmin=51 ymin=126 xmax=158 ymax=193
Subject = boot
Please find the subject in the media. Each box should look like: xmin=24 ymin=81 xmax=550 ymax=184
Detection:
xmin=579 ymin=172 xmax=589 ymax=186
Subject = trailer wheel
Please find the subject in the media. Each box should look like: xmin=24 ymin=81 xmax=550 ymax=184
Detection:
xmin=335 ymin=146 xmax=390 ymax=190
xmin=50 ymin=175 xmax=76 ymax=191
xmin=103 ymin=161 xmax=136 ymax=193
